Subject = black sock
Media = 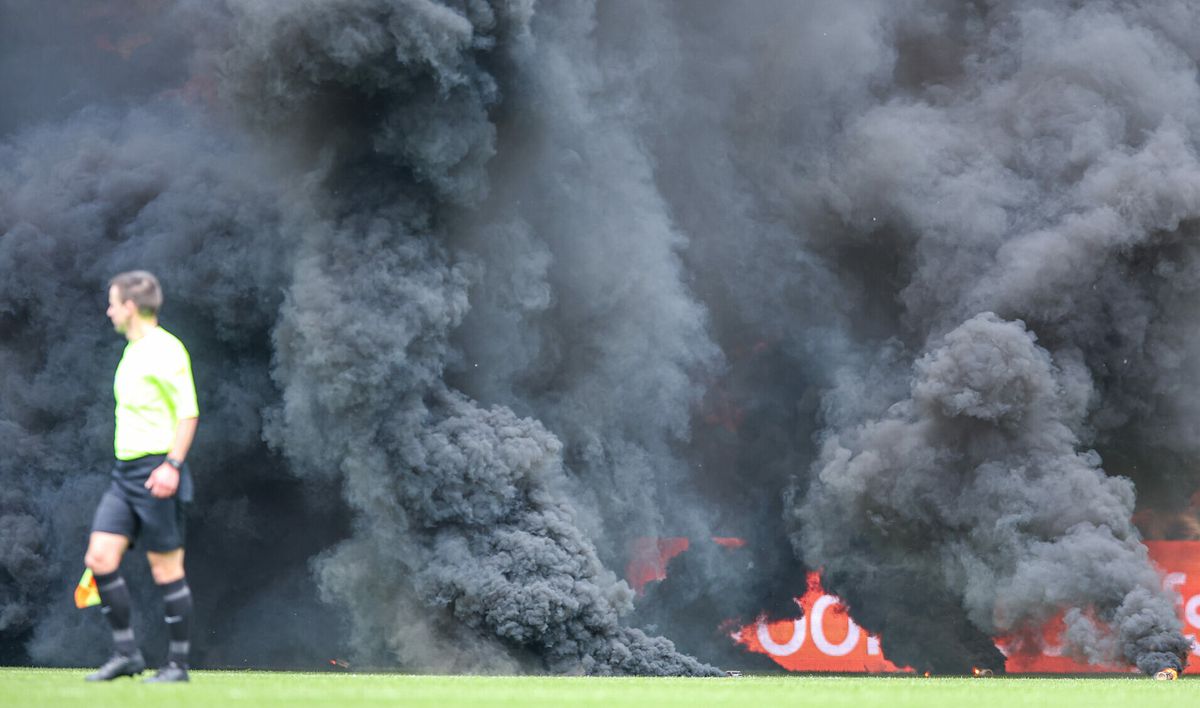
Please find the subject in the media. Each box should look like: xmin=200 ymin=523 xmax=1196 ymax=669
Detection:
xmin=159 ymin=577 xmax=192 ymax=668
xmin=94 ymin=571 xmax=137 ymax=657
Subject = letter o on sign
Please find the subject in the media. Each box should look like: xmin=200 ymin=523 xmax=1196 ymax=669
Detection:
xmin=756 ymin=618 xmax=806 ymax=657
xmin=811 ymin=595 xmax=860 ymax=657
xmin=1186 ymin=595 xmax=1200 ymax=630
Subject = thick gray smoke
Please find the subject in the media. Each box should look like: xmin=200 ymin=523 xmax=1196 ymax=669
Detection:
xmin=2 ymin=0 xmax=1197 ymax=677
xmin=794 ymin=314 xmax=1188 ymax=673
xmin=0 ymin=0 xmax=716 ymax=675
xmin=602 ymin=0 xmax=1196 ymax=674
xmin=781 ymin=1 xmax=1200 ymax=674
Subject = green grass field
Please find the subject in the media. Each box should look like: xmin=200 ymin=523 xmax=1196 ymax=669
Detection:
xmin=1 ymin=668 xmax=1194 ymax=707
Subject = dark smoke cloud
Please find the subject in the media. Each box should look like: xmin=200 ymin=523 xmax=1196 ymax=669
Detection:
xmin=598 ymin=0 xmax=1196 ymax=674
xmin=450 ymin=0 xmax=722 ymax=566
xmin=3 ymin=0 xmax=1198 ymax=677
xmin=784 ymin=1 xmax=1199 ymax=673
xmin=213 ymin=0 xmax=714 ymax=674
xmin=0 ymin=96 xmax=339 ymax=668
xmin=794 ymin=313 xmax=1187 ymax=673
xmin=2 ymin=0 xmax=715 ymax=674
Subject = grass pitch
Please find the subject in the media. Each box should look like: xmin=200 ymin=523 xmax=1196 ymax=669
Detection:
xmin=1 ymin=668 xmax=1194 ymax=707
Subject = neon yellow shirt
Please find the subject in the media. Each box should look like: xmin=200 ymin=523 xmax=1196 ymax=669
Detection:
xmin=113 ymin=326 xmax=199 ymax=460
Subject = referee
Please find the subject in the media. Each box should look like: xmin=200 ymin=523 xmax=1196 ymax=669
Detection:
xmin=84 ymin=271 xmax=198 ymax=683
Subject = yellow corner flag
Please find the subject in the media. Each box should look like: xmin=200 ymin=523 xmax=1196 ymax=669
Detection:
xmin=74 ymin=568 xmax=100 ymax=609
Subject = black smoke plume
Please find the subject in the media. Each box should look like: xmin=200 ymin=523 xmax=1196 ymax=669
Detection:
xmin=0 ymin=0 xmax=715 ymax=675
xmin=2 ymin=0 xmax=1197 ymax=676
xmin=603 ymin=0 xmax=1195 ymax=674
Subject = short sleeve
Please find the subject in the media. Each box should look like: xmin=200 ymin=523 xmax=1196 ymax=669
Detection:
xmin=154 ymin=342 xmax=199 ymax=420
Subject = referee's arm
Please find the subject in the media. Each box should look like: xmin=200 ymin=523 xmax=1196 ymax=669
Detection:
xmin=145 ymin=417 xmax=198 ymax=499
xmin=145 ymin=350 xmax=200 ymax=500
xmin=168 ymin=416 xmax=198 ymax=464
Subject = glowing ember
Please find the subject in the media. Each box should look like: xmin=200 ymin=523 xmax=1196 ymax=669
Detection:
xmin=711 ymin=536 xmax=747 ymax=549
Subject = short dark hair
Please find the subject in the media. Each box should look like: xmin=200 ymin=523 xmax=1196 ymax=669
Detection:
xmin=109 ymin=270 xmax=163 ymax=316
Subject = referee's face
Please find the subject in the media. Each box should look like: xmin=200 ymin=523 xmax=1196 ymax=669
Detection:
xmin=107 ymin=285 xmax=135 ymax=334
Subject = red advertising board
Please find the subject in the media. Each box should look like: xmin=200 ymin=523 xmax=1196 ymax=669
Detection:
xmin=733 ymin=570 xmax=907 ymax=673
xmin=629 ymin=538 xmax=1200 ymax=674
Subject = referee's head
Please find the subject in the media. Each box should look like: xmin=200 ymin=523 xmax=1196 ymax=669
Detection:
xmin=107 ymin=270 xmax=162 ymax=335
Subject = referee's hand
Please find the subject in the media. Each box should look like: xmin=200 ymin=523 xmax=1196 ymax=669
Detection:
xmin=145 ymin=464 xmax=180 ymax=498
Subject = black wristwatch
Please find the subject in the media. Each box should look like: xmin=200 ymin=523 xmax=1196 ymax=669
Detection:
xmin=165 ymin=457 xmax=184 ymax=471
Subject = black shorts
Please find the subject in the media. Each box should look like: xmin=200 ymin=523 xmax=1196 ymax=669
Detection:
xmin=90 ymin=455 xmax=188 ymax=552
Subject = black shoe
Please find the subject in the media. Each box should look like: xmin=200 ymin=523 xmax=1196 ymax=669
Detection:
xmin=85 ymin=651 xmax=146 ymax=681
xmin=143 ymin=662 xmax=189 ymax=683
